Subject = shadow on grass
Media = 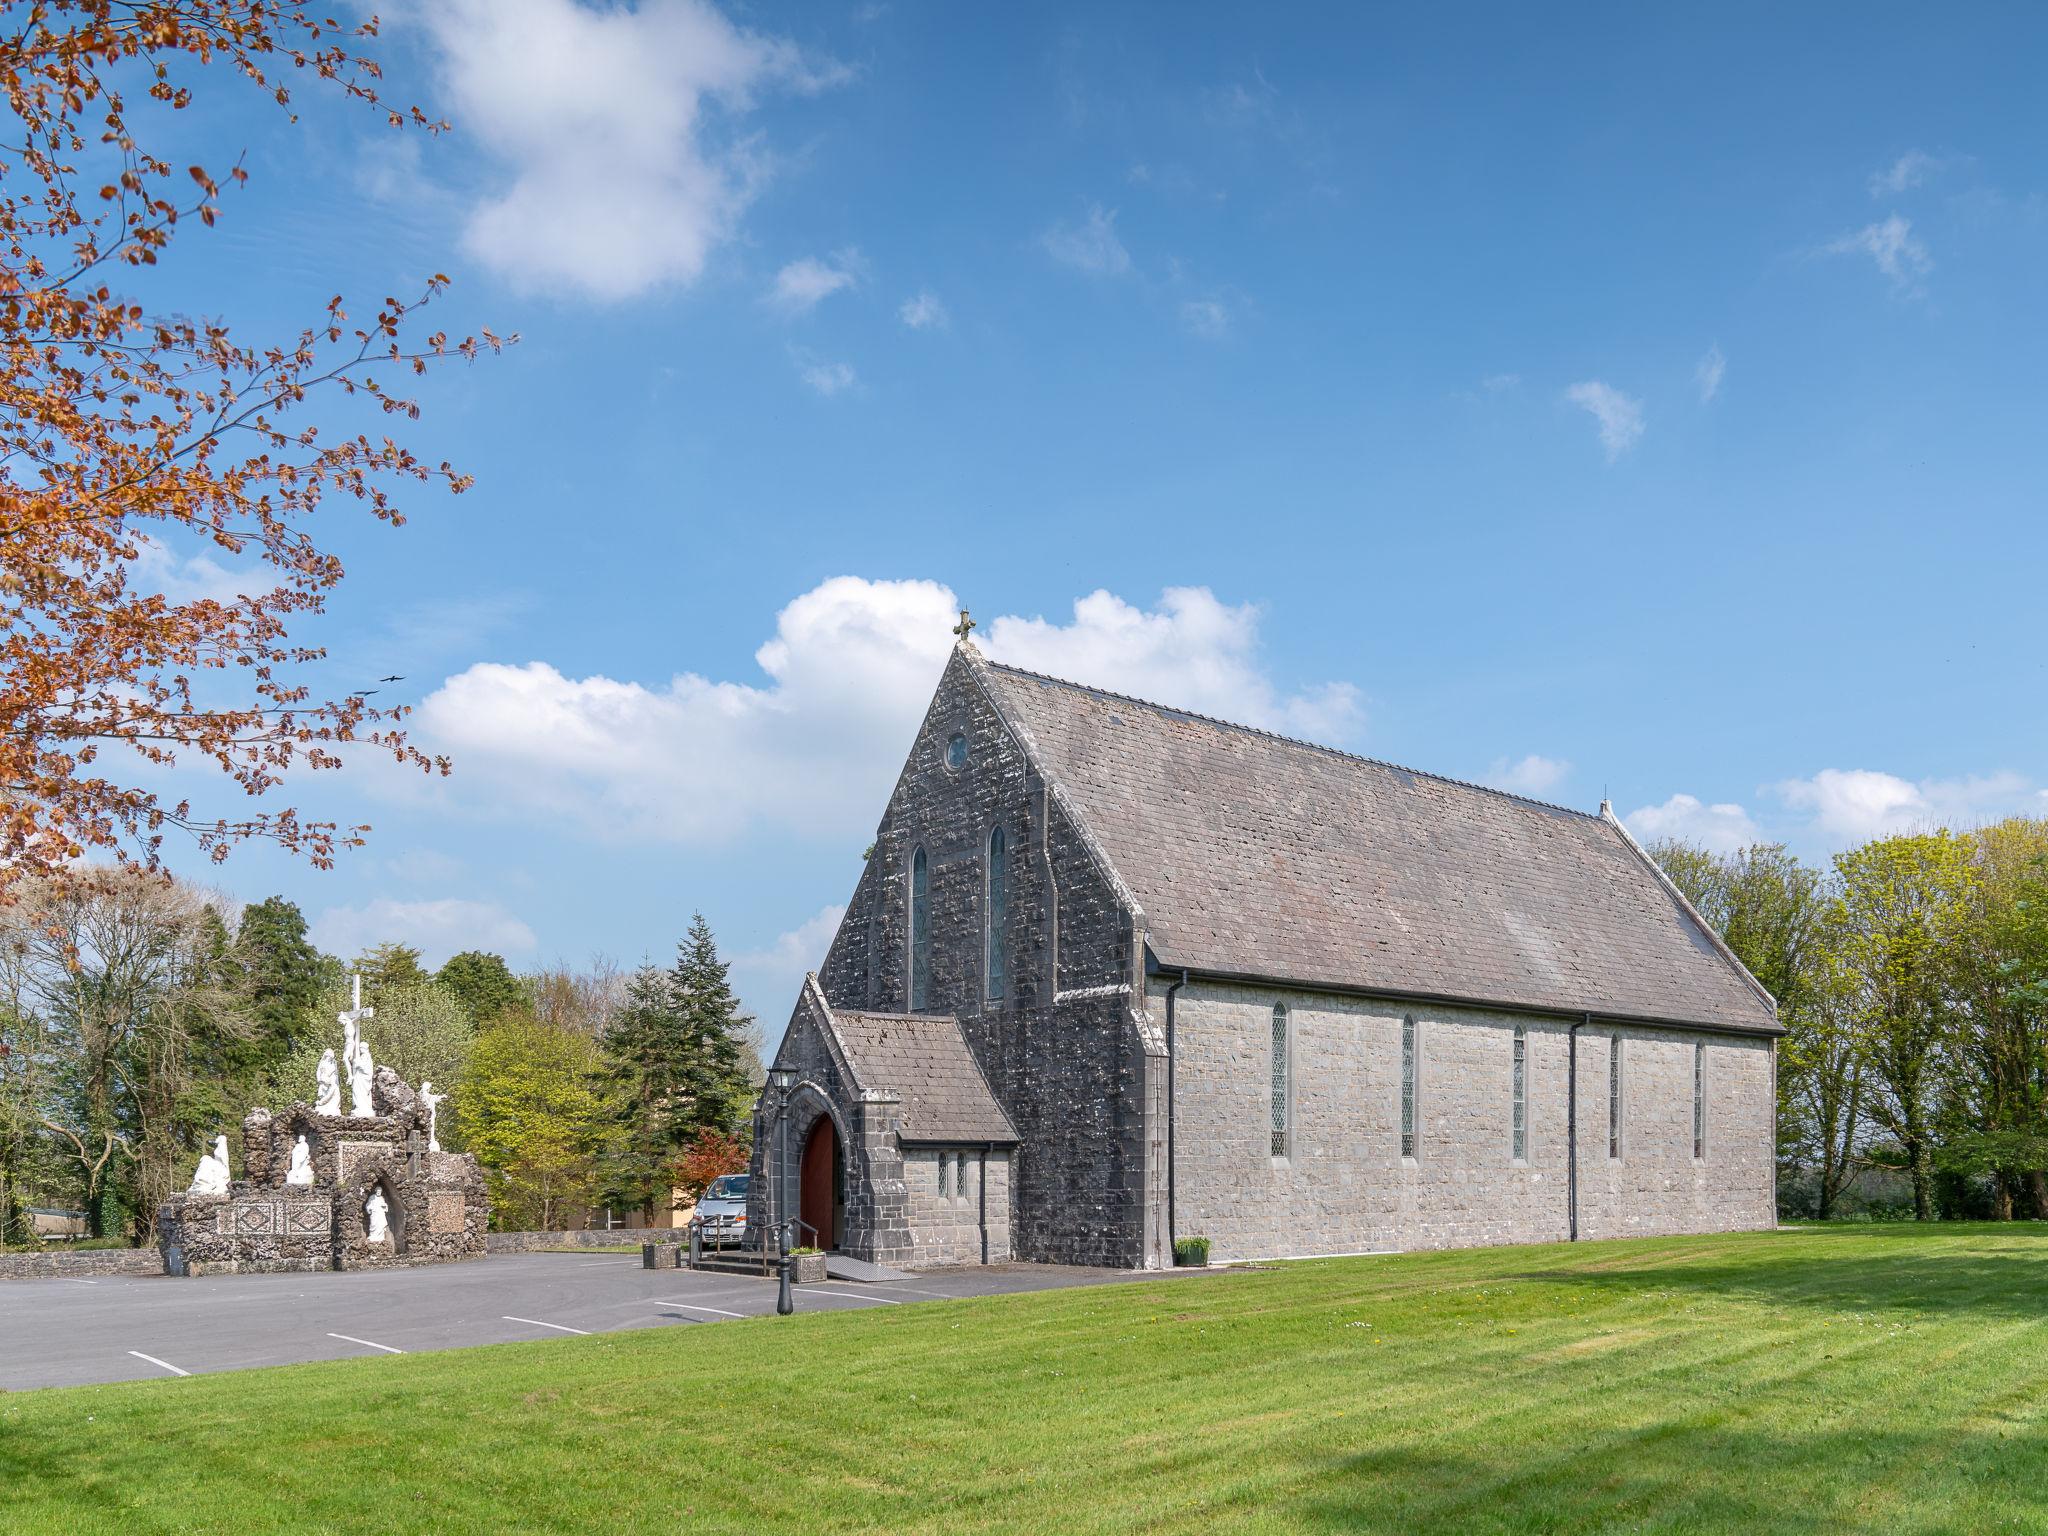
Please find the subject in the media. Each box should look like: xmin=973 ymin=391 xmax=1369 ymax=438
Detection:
xmin=1514 ymin=1224 xmax=2048 ymax=1320
xmin=1284 ymin=1418 xmax=2048 ymax=1535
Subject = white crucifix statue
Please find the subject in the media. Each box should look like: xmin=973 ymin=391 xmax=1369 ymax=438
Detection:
xmin=338 ymin=972 xmax=377 ymax=1119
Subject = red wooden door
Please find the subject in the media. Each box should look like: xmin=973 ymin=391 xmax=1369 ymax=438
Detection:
xmin=799 ymin=1118 xmax=838 ymax=1250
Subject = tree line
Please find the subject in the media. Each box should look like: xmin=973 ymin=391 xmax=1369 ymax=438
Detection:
xmin=1652 ymin=816 xmax=2048 ymax=1221
xmin=0 ymin=876 xmax=759 ymax=1246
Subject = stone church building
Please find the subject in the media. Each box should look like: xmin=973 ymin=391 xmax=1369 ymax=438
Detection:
xmin=748 ymin=638 xmax=1780 ymax=1270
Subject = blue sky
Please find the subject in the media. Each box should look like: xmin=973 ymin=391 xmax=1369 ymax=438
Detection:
xmin=138 ymin=2 xmax=2048 ymax=1024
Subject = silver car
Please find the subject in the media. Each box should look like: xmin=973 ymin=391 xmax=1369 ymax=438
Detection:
xmin=695 ymin=1173 xmax=751 ymax=1248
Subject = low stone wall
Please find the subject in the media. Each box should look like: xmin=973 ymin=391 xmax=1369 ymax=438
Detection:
xmin=486 ymin=1228 xmax=682 ymax=1253
xmin=0 ymin=1247 xmax=164 ymax=1281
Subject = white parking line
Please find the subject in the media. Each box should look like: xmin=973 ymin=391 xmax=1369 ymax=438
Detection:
xmin=127 ymin=1351 xmax=190 ymax=1377
xmin=502 ymin=1314 xmax=590 ymax=1336
xmin=58 ymin=1277 xmax=99 ymax=1286
xmin=327 ymin=1332 xmax=404 ymax=1355
xmin=649 ymin=1300 xmax=747 ymax=1319
xmin=801 ymin=1288 xmax=900 ymax=1305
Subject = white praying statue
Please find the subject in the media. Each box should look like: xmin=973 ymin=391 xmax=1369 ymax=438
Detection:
xmin=348 ymin=1035 xmax=376 ymax=1118
xmin=188 ymin=1134 xmax=231 ymax=1197
xmin=419 ymin=1081 xmax=446 ymax=1153
xmin=285 ymin=1135 xmax=314 ymax=1187
xmin=314 ymin=1048 xmax=341 ymax=1116
xmin=364 ymin=1186 xmax=390 ymax=1244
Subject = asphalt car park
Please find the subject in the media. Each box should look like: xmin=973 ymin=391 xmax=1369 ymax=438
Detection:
xmin=0 ymin=1251 xmax=1179 ymax=1391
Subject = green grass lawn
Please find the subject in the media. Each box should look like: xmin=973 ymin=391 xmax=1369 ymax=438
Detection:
xmin=6 ymin=1225 xmax=2048 ymax=1535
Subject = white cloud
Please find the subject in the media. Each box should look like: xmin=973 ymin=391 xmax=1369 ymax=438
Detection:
xmin=982 ymin=588 xmax=1361 ymax=743
xmin=1624 ymin=794 xmax=1762 ymax=855
xmin=898 ymin=289 xmax=948 ymax=329
xmin=791 ymin=351 xmax=857 ymax=395
xmin=311 ymin=897 xmax=537 ymax=968
xmin=1563 ymin=380 xmax=1645 ymax=462
xmin=731 ymin=902 xmax=845 ymax=1027
xmin=1695 ymin=345 xmax=1725 ymax=403
xmin=1180 ymin=298 xmax=1230 ymax=339
xmin=132 ymin=532 xmax=253 ymax=606
xmin=421 ymin=0 xmax=845 ymax=302
xmin=1040 ymin=204 xmax=1131 ymax=275
xmin=1483 ymin=755 xmax=1570 ymax=797
xmin=768 ymin=251 xmax=863 ymax=315
xmin=1869 ymin=151 xmax=1940 ymax=198
xmin=1480 ymin=373 xmax=1521 ymax=393
xmin=1772 ymin=768 xmax=2047 ymax=844
xmin=1827 ymin=213 xmax=1932 ymax=291
xmin=410 ymin=578 xmax=1361 ymax=846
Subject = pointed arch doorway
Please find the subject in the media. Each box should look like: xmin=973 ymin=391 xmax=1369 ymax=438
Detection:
xmin=799 ymin=1115 xmax=843 ymax=1251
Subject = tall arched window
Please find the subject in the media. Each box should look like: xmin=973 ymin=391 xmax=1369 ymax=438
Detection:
xmin=1270 ymin=1001 xmax=1289 ymax=1157
xmin=1400 ymin=1016 xmax=1418 ymax=1159
xmin=986 ymin=826 xmax=1008 ymax=1002
xmin=1692 ymin=1042 xmax=1706 ymax=1160
xmin=1607 ymin=1037 xmax=1624 ymax=1160
xmin=909 ymin=845 xmax=931 ymax=1011
xmin=1511 ymin=1025 xmax=1527 ymax=1162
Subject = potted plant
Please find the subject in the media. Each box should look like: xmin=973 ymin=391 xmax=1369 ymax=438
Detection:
xmin=788 ymin=1246 xmax=828 ymax=1283
xmin=1173 ymin=1236 xmax=1211 ymax=1268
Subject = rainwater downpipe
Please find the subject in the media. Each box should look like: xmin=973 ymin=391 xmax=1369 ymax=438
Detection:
xmin=1164 ymin=968 xmax=1189 ymax=1260
xmin=1567 ymin=1013 xmax=1588 ymax=1242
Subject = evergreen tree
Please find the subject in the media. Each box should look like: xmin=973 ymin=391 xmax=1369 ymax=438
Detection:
xmin=437 ymin=950 xmax=523 ymax=1025
xmin=669 ymin=914 xmax=758 ymax=1145
xmin=597 ymin=915 xmax=757 ymax=1222
xmin=230 ymin=897 xmax=327 ymax=1074
xmin=353 ymin=942 xmax=430 ymax=997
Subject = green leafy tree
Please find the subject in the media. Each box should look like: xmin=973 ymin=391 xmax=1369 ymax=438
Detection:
xmin=1938 ymin=819 xmax=2048 ymax=1217
xmin=1652 ymin=840 xmax=1857 ymax=1215
xmin=1832 ymin=831 xmax=1977 ymax=1221
xmin=465 ymin=1011 xmax=605 ymax=1231
xmin=436 ymin=951 xmax=523 ymax=1025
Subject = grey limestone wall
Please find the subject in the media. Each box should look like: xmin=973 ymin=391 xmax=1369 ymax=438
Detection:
xmin=1160 ymin=979 xmax=1776 ymax=1262
xmin=903 ymin=1147 xmax=1012 ymax=1266
xmin=749 ymin=984 xmax=914 ymax=1266
xmin=0 ymin=1247 xmax=164 ymax=1281
xmin=814 ymin=650 xmax=1155 ymax=1268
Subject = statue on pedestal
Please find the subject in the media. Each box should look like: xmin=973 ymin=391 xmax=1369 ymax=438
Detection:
xmin=315 ymin=1049 xmax=341 ymax=1116
xmin=420 ymin=1081 xmax=446 ymax=1153
xmin=188 ymin=1135 xmax=231 ymax=1197
xmin=364 ymin=1186 xmax=390 ymax=1244
xmin=285 ymin=1135 xmax=314 ymax=1187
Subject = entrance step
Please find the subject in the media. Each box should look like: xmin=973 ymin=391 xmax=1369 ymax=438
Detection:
xmin=825 ymin=1255 xmax=913 ymax=1283
xmin=687 ymin=1249 xmax=776 ymax=1278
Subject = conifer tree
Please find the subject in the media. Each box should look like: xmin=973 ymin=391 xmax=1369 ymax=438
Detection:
xmin=598 ymin=915 xmax=757 ymax=1222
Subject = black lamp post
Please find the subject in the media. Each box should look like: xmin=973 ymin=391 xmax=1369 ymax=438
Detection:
xmin=766 ymin=1065 xmax=796 ymax=1316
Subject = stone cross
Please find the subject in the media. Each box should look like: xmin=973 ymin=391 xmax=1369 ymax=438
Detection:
xmin=952 ymin=608 xmax=975 ymax=640
xmin=406 ymin=1129 xmax=426 ymax=1180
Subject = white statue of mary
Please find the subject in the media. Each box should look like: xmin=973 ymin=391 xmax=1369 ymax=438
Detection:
xmin=364 ymin=1186 xmax=391 ymax=1244
xmin=347 ymin=1034 xmax=375 ymax=1119
xmin=285 ymin=1135 xmax=314 ymax=1187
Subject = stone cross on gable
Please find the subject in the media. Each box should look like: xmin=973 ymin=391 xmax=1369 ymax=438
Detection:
xmin=952 ymin=608 xmax=975 ymax=641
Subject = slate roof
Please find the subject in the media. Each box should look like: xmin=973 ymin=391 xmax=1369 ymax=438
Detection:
xmin=976 ymin=656 xmax=1779 ymax=1035
xmin=831 ymin=1006 xmax=1021 ymax=1143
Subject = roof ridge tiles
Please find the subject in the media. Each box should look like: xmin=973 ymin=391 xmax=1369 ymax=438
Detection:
xmin=979 ymin=656 xmax=1600 ymax=822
